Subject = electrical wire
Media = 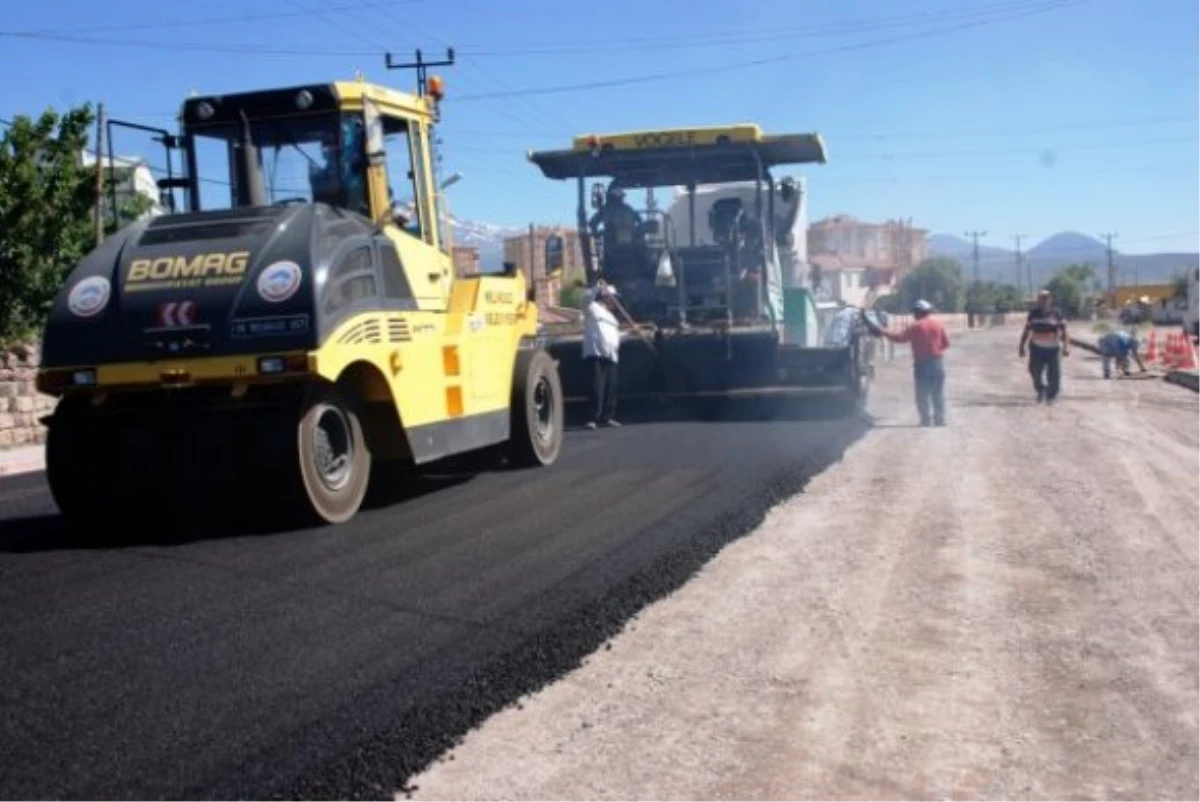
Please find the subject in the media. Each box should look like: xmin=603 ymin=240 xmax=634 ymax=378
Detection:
xmin=9 ymin=1 xmax=429 ymax=36
xmin=452 ymin=0 xmax=1086 ymax=101
xmin=0 ymin=0 xmax=1084 ymax=73
xmin=460 ymin=0 xmax=1078 ymax=56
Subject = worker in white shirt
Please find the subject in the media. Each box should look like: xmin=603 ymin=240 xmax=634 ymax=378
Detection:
xmin=582 ymin=281 xmax=623 ymax=429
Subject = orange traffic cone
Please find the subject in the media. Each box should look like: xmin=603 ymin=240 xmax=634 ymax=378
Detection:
xmin=1145 ymin=330 xmax=1160 ymax=364
xmin=1164 ymin=333 xmax=1179 ymax=368
xmin=1178 ymin=334 xmax=1198 ymax=371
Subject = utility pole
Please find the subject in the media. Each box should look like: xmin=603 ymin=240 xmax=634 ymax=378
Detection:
xmin=1012 ymin=234 xmax=1024 ymax=294
xmin=964 ymin=230 xmax=987 ymax=284
xmin=1100 ymin=232 xmax=1118 ymax=306
xmin=528 ymin=222 xmax=538 ymax=285
xmin=93 ymin=103 xmax=105 ymax=245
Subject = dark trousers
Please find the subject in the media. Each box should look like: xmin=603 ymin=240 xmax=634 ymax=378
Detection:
xmin=1028 ymin=346 xmax=1061 ymax=400
xmin=587 ymin=356 xmax=618 ymax=423
xmin=913 ymin=357 xmax=946 ymax=426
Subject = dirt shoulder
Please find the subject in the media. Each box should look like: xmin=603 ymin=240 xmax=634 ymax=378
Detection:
xmin=406 ymin=327 xmax=1199 ymax=801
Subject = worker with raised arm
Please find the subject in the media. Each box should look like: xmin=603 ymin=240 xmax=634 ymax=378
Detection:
xmin=1019 ymin=289 xmax=1070 ymax=404
xmin=860 ymin=299 xmax=950 ymax=427
xmin=581 ymin=280 xmax=624 ymax=430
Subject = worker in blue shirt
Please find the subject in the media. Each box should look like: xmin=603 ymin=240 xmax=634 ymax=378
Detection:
xmin=1097 ymin=329 xmax=1147 ymax=378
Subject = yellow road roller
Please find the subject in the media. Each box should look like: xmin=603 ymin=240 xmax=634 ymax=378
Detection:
xmin=36 ymin=57 xmax=563 ymax=528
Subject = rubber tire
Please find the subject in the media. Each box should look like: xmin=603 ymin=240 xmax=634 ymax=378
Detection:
xmin=44 ymin=402 xmax=101 ymax=532
xmin=507 ymin=348 xmax=564 ymax=468
xmin=294 ymin=384 xmax=372 ymax=525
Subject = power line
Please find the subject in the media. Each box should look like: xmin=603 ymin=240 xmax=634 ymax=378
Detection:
xmin=0 ymin=0 xmax=1084 ymax=90
xmin=370 ymin=5 xmax=576 ymax=135
xmin=0 ymin=0 xmax=1073 ymax=59
xmin=453 ymin=1 xmax=1085 ymax=101
xmin=458 ymin=0 xmax=1075 ymax=56
xmin=10 ymin=1 xmax=429 ymax=36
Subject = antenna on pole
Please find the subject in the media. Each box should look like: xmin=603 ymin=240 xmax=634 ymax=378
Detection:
xmin=385 ymin=48 xmax=455 ymax=97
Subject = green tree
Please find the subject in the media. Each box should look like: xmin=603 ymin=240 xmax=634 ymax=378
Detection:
xmin=1043 ymin=263 xmax=1095 ymax=318
xmin=966 ymin=280 xmax=1025 ymax=313
xmin=0 ymin=103 xmax=152 ymax=343
xmin=892 ymin=257 xmax=966 ymax=313
xmin=559 ymin=276 xmax=590 ymax=308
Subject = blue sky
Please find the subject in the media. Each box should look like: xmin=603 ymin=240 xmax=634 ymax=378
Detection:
xmin=1 ymin=0 xmax=1196 ymax=254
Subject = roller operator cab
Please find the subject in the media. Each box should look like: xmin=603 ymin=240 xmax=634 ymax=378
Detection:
xmin=526 ymin=124 xmax=876 ymax=416
xmin=37 ymin=72 xmax=564 ymax=529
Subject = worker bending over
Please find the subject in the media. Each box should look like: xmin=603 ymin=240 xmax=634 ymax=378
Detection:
xmin=861 ymin=299 xmax=951 ymax=427
xmin=1097 ymin=329 xmax=1147 ymax=378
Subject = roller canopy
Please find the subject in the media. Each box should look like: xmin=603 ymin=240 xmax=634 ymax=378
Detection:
xmin=527 ymin=133 xmax=827 ymax=187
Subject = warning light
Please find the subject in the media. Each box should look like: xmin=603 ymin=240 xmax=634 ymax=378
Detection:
xmin=428 ymin=75 xmax=445 ymax=100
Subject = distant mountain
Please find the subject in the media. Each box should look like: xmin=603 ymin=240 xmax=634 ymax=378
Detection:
xmin=928 ymin=231 xmax=1198 ymax=288
xmin=447 ymin=216 xmax=521 ymax=271
xmin=927 ymin=234 xmax=1011 ymax=263
xmin=1027 ymin=231 xmax=1107 ymax=260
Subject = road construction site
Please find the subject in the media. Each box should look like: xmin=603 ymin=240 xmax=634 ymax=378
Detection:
xmin=0 ymin=326 xmax=1195 ymax=800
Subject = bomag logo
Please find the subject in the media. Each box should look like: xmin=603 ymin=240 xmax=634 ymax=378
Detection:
xmin=125 ymin=251 xmax=251 ymax=292
xmin=485 ymin=290 xmax=515 ymax=305
xmin=632 ymin=131 xmax=698 ymax=149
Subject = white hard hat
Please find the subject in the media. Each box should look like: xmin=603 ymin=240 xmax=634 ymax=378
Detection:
xmin=912 ymin=299 xmax=933 ymax=312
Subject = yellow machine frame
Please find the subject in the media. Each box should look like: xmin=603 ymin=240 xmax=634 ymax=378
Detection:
xmin=38 ymin=76 xmax=543 ymax=465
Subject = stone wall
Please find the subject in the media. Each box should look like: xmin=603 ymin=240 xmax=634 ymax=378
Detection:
xmin=0 ymin=344 xmax=56 ymax=449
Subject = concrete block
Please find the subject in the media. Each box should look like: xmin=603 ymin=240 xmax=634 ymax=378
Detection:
xmin=0 ymin=412 xmax=13 ymax=429
xmin=0 ymin=430 xmax=13 ymax=447
xmin=0 ymin=382 xmax=16 ymax=398
xmin=13 ymin=396 xmax=35 ymax=413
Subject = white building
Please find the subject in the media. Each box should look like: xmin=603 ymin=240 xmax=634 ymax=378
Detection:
xmin=80 ymin=150 xmax=167 ymax=221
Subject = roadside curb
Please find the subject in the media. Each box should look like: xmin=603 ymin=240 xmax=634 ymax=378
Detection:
xmin=1069 ymin=337 xmax=1199 ymax=393
xmin=1165 ymin=371 xmax=1200 ymax=393
xmin=0 ymin=446 xmax=45 ymax=477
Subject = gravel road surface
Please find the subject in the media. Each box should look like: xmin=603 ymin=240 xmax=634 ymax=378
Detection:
xmin=0 ymin=365 xmax=869 ymax=798
xmin=407 ymin=327 xmax=1199 ymax=801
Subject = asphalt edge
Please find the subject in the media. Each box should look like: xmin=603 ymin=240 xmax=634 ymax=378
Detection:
xmin=1068 ymin=336 xmax=1199 ymax=394
xmin=269 ymin=420 xmax=874 ymax=801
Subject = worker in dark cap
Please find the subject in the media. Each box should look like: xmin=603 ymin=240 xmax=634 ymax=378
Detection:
xmin=1019 ymin=288 xmax=1069 ymax=404
xmin=590 ymin=185 xmax=641 ymax=250
xmin=861 ymin=299 xmax=951 ymax=426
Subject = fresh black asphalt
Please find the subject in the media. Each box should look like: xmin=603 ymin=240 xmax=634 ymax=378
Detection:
xmin=0 ymin=405 xmax=868 ymax=800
